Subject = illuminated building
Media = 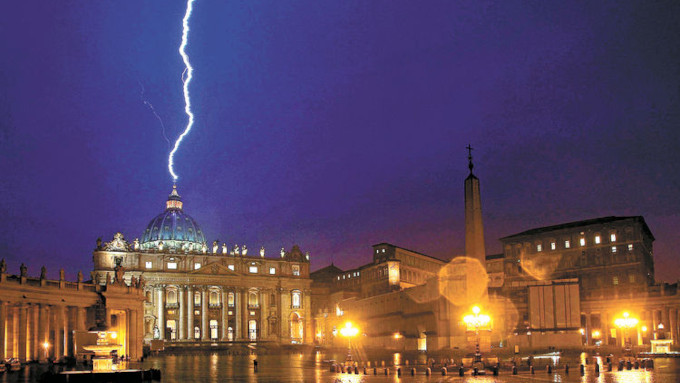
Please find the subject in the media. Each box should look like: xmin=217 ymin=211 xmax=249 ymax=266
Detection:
xmin=92 ymin=186 xmax=312 ymax=346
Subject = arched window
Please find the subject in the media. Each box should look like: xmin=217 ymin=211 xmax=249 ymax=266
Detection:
xmin=194 ymin=291 xmax=201 ymax=306
xmin=228 ymin=292 xmax=235 ymax=307
xmin=249 ymin=292 xmax=259 ymax=308
xmin=145 ymin=291 xmax=152 ymax=302
xmin=292 ymin=291 xmax=301 ymax=309
xmin=227 ymin=326 xmax=234 ymax=341
xmin=194 ymin=326 xmax=201 ymax=339
xmin=209 ymin=291 xmax=219 ymax=305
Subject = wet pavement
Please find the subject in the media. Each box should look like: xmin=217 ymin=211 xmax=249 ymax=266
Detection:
xmin=2 ymin=350 xmax=679 ymax=382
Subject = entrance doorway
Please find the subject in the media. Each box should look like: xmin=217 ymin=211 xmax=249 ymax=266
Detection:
xmin=248 ymin=320 xmax=257 ymax=341
xmin=290 ymin=313 xmax=303 ymax=344
xmin=210 ymin=320 xmax=219 ymax=340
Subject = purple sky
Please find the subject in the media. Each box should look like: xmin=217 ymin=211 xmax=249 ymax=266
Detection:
xmin=1 ymin=1 xmax=678 ymax=282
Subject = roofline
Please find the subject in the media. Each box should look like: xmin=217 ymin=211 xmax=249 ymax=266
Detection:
xmin=371 ymin=242 xmax=447 ymax=263
xmin=500 ymin=216 xmax=654 ymax=241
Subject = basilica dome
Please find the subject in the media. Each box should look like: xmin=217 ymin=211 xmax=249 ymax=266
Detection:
xmin=139 ymin=185 xmax=206 ymax=251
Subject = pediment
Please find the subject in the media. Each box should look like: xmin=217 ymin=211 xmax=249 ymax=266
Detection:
xmin=189 ymin=262 xmax=240 ymax=276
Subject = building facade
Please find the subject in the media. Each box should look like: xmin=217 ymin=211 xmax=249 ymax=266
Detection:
xmin=0 ymin=260 xmax=145 ymax=362
xmin=92 ymin=186 xmax=313 ymax=346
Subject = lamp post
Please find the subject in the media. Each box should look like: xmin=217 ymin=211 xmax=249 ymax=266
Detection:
xmin=339 ymin=321 xmax=358 ymax=364
xmin=614 ymin=312 xmax=638 ymax=354
xmin=463 ymin=306 xmax=491 ymax=363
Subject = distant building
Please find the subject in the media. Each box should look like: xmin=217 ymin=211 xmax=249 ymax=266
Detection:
xmin=499 ymin=216 xmax=677 ymax=348
xmin=311 ymin=153 xmax=680 ymax=352
xmin=0 ymin=261 xmax=145 ymax=362
xmin=92 ymin=186 xmax=313 ymax=346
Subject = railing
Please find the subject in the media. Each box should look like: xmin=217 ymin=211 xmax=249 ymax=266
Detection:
xmin=165 ymin=302 xmax=179 ymax=309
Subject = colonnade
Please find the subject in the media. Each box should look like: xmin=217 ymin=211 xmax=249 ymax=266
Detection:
xmin=150 ymin=285 xmax=296 ymax=343
xmin=0 ymin=302 xmax=87 ymax=362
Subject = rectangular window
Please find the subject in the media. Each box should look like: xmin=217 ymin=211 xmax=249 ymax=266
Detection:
xmin=564 ymin=240 xmax=570 ymax=249
xmin=580 ymin=238 xmax=586 ymax=247
xmin=167 ymin=262 xmax=177 ymax=270
xmin=610 ymin=233 xmax=616 ymax=242
xmin=194 ymin=262 xmax=201 ymax=270
xmin=292 ymin=265 xmax=300 ymax=276
xmin=628 ymin=244 xmax=633 ymax=251
xmin=145 ymin=261 xmax=152 ymax=269
xmin=595 ymin=235 xmax=601 ymax=244
xmin=613 ymin=276 xmax=619 ymax=285
xmin=611 ymin=246 xmax=617 ymax=253
xmin=228 ymin=264 xmax=235 ymax=271
xmin=550 ymin=242 xmax=556 ymax=250
xmin=628 ymin=274 xmax=635 ymax=283
xmin=269 ymin=267 xmax=276 ymax=275
xmin=536 ymin=244 xmax=542 ymax=252
xmin=249 ymin=266 xmax=258 ymax=274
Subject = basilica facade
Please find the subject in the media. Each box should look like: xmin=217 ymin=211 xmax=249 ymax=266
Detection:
xmin=92 ymin=186 xmax=313 ymax=346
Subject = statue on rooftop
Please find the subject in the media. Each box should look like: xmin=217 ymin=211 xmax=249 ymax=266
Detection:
xmin=280 ymin=247 xmax=285 ymax=258
xmin=212 ymin=241 xmax=219 ymax=254
xmin=0 ymin=258 xmax=6 ymax=274
xmin=222 ymin=243 xmax=227 ymax=254
xmin=114 ymin=266 xmax=124 ymax=285
xmin=20 ymin=263 xmax=27 ymax=277
xmin=242 ymin=245 xmax=248 ymax=256
xmin=40 ymin=266 xmax=47 ymax=280
xmin=59 ymin=268 xmax=65 ymax=281
xmin=77 ymin=271 xmax=83 ymax=283
xmin=260 ymin=246 xmax=265 ymax=258
xmin=234 ymin=244 xmax=240 ymax=256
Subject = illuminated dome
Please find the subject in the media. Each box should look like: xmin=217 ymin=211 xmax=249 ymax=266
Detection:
xmin=139 ymin=185 xmax=206 ymax=251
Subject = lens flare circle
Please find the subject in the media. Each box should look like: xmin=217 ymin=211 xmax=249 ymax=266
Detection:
xmin=438 ymin=256 xmax=489 ymax=307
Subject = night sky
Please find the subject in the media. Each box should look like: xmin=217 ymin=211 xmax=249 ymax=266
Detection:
xmin=1 ymin=1 xmax=679 ymax=282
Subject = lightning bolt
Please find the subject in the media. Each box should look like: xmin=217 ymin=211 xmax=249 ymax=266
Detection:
xmin=168 ymin=0 xmax=197 ymax=182
xmin=139 ymin=81 xmax=171 ymax=146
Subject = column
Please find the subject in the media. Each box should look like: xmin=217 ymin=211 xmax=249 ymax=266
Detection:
xmin=75 ymin=307 xmax=86 ymax=332
xmin=602 ymin=312 xmax=610 ymax=346
xmin=187 ymin=286 xmax=194 ymax=340
xmin=220 ymin=288 xmax=227 ymax=340
xmin=652 ymin=310 xmax=660 ymax=339
xmin=18 ymin=305 xmax=27 ymax=361
xmin=38 ymin=305 xmax=49 ymax=362
xmin=241 ymin=290 xmax=249 ymax=340
xmin=9 ymin=306 xmax=17 ymax=358
xmin=235 ymin=290 xmax=241 ymax=341
xmin=201 ymin=288 xmax=208 ymax=341
xmin=156 ymin=286 xmax=165 ymax=340
xmin=67 ymin=307 xmax=76 ymax=357
xmin=53 ymin=306 xmax=62 ymax=359
xmin=585 ymin=313 xmax=592 ymax=346
xmin=669 ymin=308 xmax=677 ymax=345
xmin=261 ymin=291 xmax=268 ymax=340
xmin=0 ymin=302 xmax=6 ymax=361
xmin=129 ymin=309 xmax=138 ymax=360
xmin=178 ymin=287 xmax=185 ymax=340
xmin=31 ymin=305 xmax=39 ymax=361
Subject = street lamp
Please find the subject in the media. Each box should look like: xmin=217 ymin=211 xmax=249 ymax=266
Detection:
xmin=614 ymin=312 xmax=638 ymax=353
xmin=339 ymin=321 xmax=359 ymax=363
xmin=463 ymin=305 xmax=491 ymax=363
xmin=42 ymin=342 xmax=50 ymax=361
